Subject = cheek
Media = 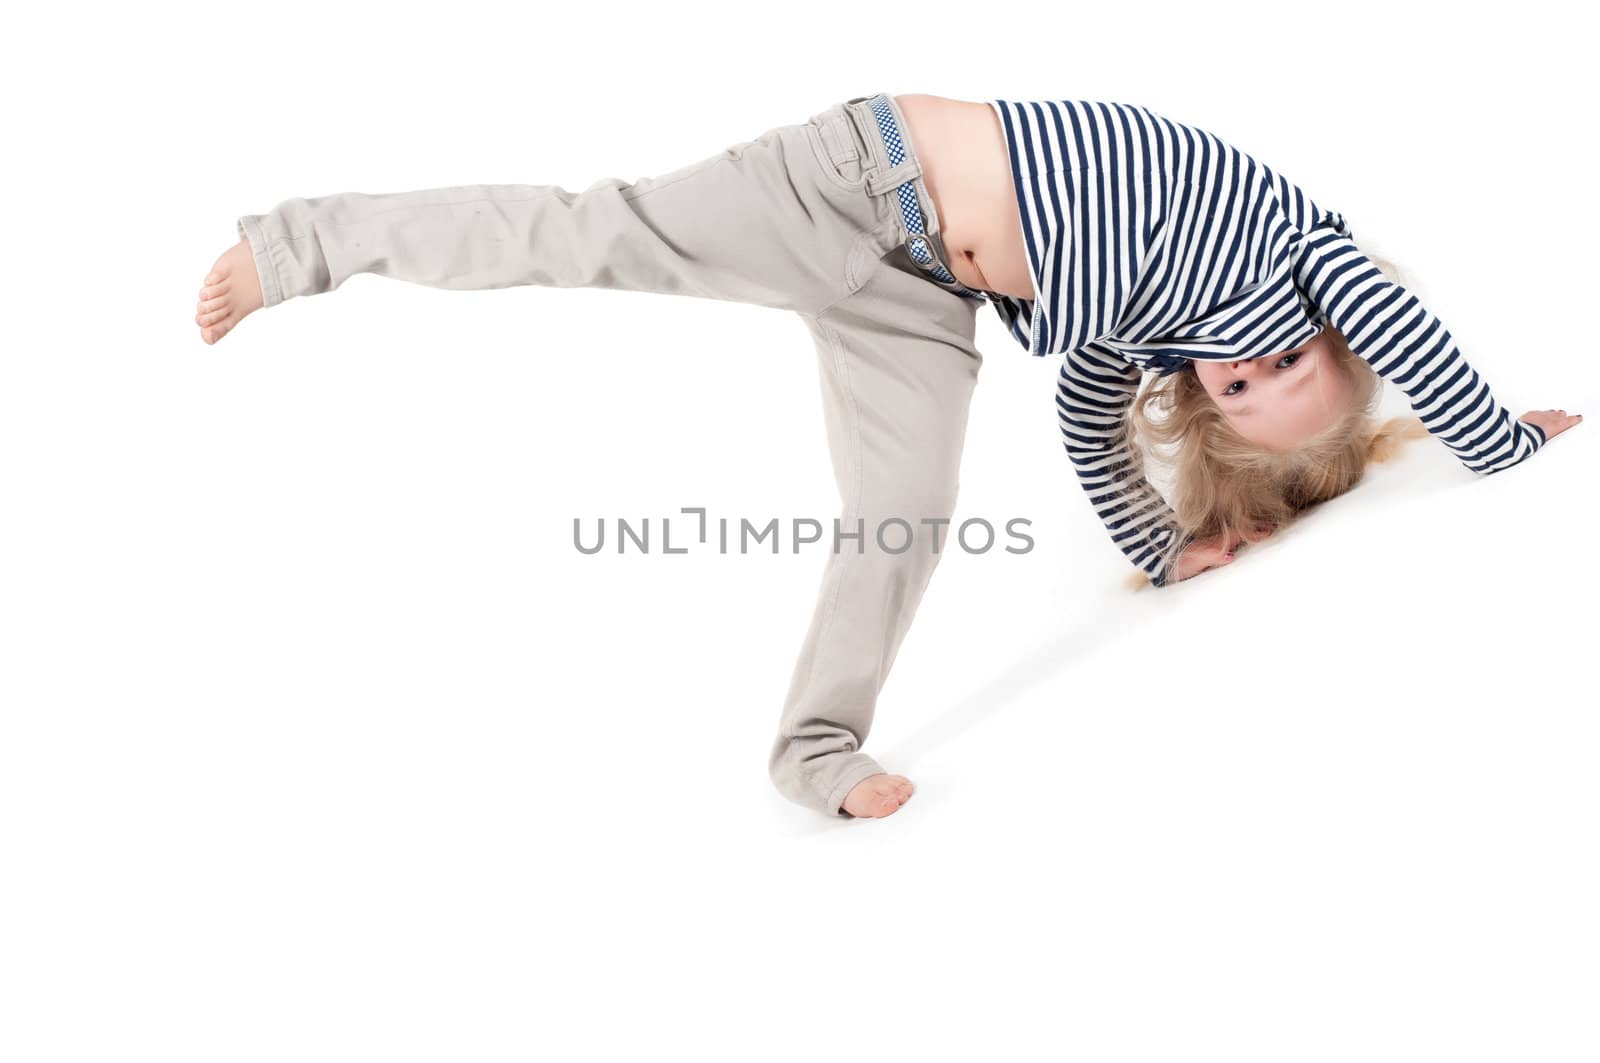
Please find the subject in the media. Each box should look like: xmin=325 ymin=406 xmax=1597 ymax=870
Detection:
xmin=1329 ymin=368 xmax=1356 ymax=410
xmin=1191 ymin=362 xmax=1224 ymax=391
xmin=1309 ymin=365 xmax=1353 ymax=418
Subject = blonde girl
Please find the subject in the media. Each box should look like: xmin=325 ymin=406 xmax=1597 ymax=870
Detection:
xmin=193 ymin=92 xmax=1580 ymax=820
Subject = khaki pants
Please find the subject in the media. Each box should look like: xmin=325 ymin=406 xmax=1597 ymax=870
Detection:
xmin=237 ymin=93 xmax=985 ymax=817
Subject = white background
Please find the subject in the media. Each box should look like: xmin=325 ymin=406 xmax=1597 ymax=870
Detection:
xmin=3 ymin=1 xmax=1596 ymax=1060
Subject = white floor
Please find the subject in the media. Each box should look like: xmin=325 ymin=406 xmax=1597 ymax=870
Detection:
xmin=6 ymin=6 xmax=1598 ymax=1060
xmin=7 ymin=265 xmax=1595 ymax=1061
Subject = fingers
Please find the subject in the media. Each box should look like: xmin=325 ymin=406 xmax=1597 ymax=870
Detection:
xmin=1174 ymin=523 xmax=1283 ymax=581
xmin=1176 ymin=543 xmax=1237 ymax=581
xmin=1523 ymin=408 xmax=1585 ymax=441
xmin=1190 ymin=541 xmax=1236 ymax=565
xmin=1241 ymin=522 xmax=1277 ymax=544
xmin=1180 ymin=554 xmax=1234 ymax=582
xmin=1204 ymin=531 xmax=1244 ymax=554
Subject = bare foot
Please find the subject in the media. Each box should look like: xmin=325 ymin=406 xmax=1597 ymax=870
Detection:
xmin=195 ymin=236 xmax=265 ymax=345
xmin=842 ymin=773 xmax=915 ymax=818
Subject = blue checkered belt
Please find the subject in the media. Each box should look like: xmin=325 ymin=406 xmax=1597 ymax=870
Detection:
xmin=862 ymin=93 xmax=989 ymax=303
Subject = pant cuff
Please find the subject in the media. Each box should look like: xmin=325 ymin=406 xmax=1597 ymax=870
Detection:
xmin=820 ymin=753 xmax=889 ymax=818
xmin=236 ymin=215 xmax=284 ymax=308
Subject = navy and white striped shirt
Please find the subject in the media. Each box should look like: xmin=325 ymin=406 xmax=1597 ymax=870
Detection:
xmin=984 ymin=98 xmax=1547 ymax=584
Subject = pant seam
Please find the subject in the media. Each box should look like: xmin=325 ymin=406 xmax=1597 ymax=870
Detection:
xmin=780 ymin=312 xmax=866 ymax=781
xmin=815 ymin=238 xmax=886 ymax=318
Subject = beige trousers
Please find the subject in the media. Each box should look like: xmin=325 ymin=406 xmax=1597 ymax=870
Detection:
xmin=237 ymin=93 xmax=986 ymax=817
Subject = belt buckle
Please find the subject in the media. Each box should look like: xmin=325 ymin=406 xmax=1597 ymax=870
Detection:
xmin=904 ymin=230 xmax=945 ymax=274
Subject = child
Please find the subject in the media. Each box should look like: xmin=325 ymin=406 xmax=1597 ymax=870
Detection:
xmin=194 ymin=92 xmax=1580 ymax=821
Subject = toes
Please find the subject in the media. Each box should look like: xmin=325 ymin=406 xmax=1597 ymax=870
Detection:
xmin=843 ymin=773 xmax=916 ymax=818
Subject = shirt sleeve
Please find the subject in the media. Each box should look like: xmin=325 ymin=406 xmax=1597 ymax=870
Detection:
xmin=1282 ymin=200 xmax=1547 ymax=472
xmin=1057 ymin=339 xmax=1192 ymax=585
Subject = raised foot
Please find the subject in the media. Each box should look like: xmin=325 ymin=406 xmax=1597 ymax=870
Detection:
xmin=842 ymin=772 xmax=915 ymax=818
xmin=195 ymin=235 xmax=265 ymax=345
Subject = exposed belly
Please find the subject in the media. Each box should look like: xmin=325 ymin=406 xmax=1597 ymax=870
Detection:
xmin=893 ymin=93 xmax=1037 ymax=302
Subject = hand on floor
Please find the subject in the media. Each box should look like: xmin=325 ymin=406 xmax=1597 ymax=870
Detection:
xmin=1520 ymin=409 xmax=1583 ymax=442
xmin=1173 ymin=524 xmax=1278 ymax=583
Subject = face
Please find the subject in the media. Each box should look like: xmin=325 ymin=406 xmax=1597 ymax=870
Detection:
xmin=1191 ymin=330 xmax=1353 ymax=450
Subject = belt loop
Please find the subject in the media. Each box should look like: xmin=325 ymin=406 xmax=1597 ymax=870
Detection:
xmin=865 ymin=159 xmax=921 ymax=196
xmin=843 ymin=98 xmax=885 ymax=182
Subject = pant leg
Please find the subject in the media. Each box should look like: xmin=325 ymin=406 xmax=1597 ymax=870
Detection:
xmin=235 ymin=115 xmax=882 ymax=316
xmin=769 ymin=252 xmax=984 ymax=817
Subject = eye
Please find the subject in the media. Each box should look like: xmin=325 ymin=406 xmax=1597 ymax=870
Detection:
xmin=1222 ymin=380 xmax=1245 ymax=396
xmin=1276 ymin=351 xmax=1303 ymax=370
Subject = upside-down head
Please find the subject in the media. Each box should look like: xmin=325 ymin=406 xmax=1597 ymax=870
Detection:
xmin=1126 ymin=322 xmax=1427 ymax=581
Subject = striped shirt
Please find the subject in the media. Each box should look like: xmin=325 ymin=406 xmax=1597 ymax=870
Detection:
xmin=983 ymin=98 xmax=1547 ymax=584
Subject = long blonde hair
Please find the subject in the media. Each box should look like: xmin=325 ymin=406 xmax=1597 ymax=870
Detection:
xmin=1122 ymin=256 xmax=1427 ymax=584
